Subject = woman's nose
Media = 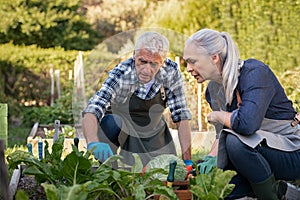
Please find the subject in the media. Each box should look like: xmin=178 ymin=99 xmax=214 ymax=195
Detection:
xmin=186 ymin=64 xmax=193 ymax=72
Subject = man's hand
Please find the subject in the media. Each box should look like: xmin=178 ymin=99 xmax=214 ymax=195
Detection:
xmin=87 ymin=142 xmax=113 ymax=163
xmin=197 ymin=155 xmax=217 ymax=174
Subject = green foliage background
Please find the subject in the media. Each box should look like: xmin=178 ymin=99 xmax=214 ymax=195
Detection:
xmin=0 ymin=43 xmax=83 ymax=123
xmin=142 ymin=0 xmax=300 ymax=118
xmin=0 ymin=0 xmax=299 ymax=131
xmin=0 ymin=0 xmax=101 ymax=50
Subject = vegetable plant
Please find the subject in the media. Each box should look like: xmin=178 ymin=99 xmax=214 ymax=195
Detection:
xmin=189 ymin=167 xmax=236 ymax=199
xmin=43 ymin=125 xmax=76 ymax=138
xmin=145 ymin=154 xmax=188 ymax=181
xmin=7 ymin=135 xmax=177 ymax=200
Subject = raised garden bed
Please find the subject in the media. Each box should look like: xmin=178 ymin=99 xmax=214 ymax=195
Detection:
xmin=156 ymin=181 xmax=192 ymax=200
xmin=9 ymin=164 xmax=46 ymax=200
xmin=27 ymin=122 xmax=86 ymax=157
xmin=9 ymin=165 xmax=192 ymax=200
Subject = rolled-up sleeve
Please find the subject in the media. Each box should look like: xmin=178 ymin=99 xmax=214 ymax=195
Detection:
xmin=82 ymin=72 xmax=119 ymax=123
xmin=166 ymin=69 xmax=191 ymax=122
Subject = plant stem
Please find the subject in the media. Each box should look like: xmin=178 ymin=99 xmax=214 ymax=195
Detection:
xmin=73 ymin=162 xmax=79 ymax=185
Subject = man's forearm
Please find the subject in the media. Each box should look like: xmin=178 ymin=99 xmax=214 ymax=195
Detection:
xmin=176 ymin=120 xmax=192 ymax=160
xmin=82 ymin=113 xmax=99 ymax=143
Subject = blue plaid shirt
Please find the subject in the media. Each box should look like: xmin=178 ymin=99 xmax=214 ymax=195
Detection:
xmin=83 ymin=57 xmax=191 ymax=123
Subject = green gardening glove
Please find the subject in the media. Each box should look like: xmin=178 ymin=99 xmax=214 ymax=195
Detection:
xmin=197 ymin=155 xmax=217 ymax=174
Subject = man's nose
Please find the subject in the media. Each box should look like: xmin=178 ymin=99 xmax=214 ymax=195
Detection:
xmin=142 ymin=63 xmax=152 ymax=72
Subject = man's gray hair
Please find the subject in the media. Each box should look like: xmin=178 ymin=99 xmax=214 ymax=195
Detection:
xmin=134 ymin=31 xmax=169 ymax=59
xmin=189 ymin=28 xmax=241 ymax=105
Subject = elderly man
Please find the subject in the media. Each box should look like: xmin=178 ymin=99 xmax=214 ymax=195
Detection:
xmin=82 ymin=31 xmax=192 ymax=166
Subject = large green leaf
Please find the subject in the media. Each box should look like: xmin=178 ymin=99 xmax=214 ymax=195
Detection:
xmin=7 ymin=150 xmax=56 ymax=184
xmin=59 ymin=185 xmax=89 ymax=200
xmin=131 ymin=153 xmax=143 ymax=173
xmin=133 ymin=185 xmax=146 ymax=199
xmin=15 ymin=190 xmax=30 ymax=200
xmin=42 ymin=183 xmax=90 ymax=200
xmin=61 ymin=151 xmax=92 ymax=185
xmin=41 ymin=183 xmax=58 ymax=200
xmin=189 ymin=168 xmax=236 ymax=199
xmin=152 ymin=185 xmax=178 ymax=200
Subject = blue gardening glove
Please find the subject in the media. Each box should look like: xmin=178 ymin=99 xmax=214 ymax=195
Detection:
xmin=197 ymin=155 xmax=217 ymax=174
xmin=87 ymin=142 xmax=113 ymax=163
xmin=184 ymin=159 xmax=195 ymax=176
xmin=184 ymin=159 xmax=193 ymax=167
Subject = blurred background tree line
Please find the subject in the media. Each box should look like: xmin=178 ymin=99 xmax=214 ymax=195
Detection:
xmin=0 ymin=0 xmax=299 ymax=138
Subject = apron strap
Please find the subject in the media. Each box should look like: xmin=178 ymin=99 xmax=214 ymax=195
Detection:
xmin=160 ymin=86 xmax=166 ymax=101
xmin=291 ymin=113 xmax=300 ymax=127
xmin=236 ymin=89 xmax=242 ymax=108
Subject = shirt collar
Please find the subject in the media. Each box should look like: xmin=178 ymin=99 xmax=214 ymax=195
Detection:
xmin=155 ymin=60 xmax=168 ymax=84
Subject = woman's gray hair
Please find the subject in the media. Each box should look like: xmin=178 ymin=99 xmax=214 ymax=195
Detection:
xmin=134 ymin=31 xmax=169 ymax=59
xmin=190 ymin=28 xmax=241 ymax=105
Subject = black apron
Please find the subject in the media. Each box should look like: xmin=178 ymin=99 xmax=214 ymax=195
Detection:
xmin=110 ymin=88 xmax=177 ymax=166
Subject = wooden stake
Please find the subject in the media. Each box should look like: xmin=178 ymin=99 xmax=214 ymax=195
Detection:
xmin=55 ymin=70 xmax=61 ymax=100
xmin=50 ymin=67 xmax=54 ymax=106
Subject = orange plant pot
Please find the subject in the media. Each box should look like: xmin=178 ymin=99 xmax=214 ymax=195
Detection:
xmin=154 ymin=180 xmax=192 ymax=200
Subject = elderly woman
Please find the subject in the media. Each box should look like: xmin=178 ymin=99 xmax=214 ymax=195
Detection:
xmin=183 ymin=28 xmax=300 ymax=199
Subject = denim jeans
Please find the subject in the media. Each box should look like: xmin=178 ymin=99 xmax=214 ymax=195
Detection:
xmin=225 ymin=134 xmax=300 ymax=199
xmin=98 ymin=114 xmax=122 ymax=146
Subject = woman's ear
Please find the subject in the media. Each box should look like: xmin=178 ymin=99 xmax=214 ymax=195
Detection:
xmin=211 ymin=54 xmax=220 ymax=64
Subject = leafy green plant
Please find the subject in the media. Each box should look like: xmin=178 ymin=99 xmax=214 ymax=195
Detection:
xmin=22 ymin=81 xmax=74 ymax=126
xmin=7 ymin=135 xmax=90 ymax=185
xmin=145 ymin=154 xmax=188 ymax=181
xmin=81 ymin=155 xmax=177 ymax=200
xmin=43 ymin=125 xmax=76 ymax=138
xmin=189 ymin=168 xmax=236 ymax=200
xmin=7 ymin=135 xmax=177 ymax=200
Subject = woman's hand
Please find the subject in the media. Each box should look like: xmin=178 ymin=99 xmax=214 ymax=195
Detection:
xmin=207 ymin=110 xmax=231 ymax=128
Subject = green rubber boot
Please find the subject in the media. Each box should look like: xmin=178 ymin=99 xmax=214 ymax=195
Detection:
xmin=250 ymin=175 xmax=287 ymax=200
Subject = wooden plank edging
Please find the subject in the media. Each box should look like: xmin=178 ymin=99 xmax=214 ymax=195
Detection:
xmin=29 ymin=122 xmax=39 ymax=139
xmin=8 ymin=165 xmax=22 ymax=200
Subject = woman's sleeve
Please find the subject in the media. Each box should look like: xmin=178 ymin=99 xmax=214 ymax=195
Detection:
xmin=231 ymin=66 xmax=275 ymax=135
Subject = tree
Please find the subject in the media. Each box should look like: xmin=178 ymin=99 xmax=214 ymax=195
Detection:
xmin=0 ymin=0 xmax=101 ymax=50
xmin=84 ymin=0 xmax=147 ymax=39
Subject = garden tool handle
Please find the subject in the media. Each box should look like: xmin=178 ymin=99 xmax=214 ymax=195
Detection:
xmin=166 ymin=160 xmax=177 ymax=188
xmin=27 ymin=143 xmax=32 ymax=154
xmin=38 ymin=137 xmax=43 ymax=161
xmin=74 ymin=137 xmax=79 ymax=149
xmin=53 ymin=119 xmax=60 ymax=142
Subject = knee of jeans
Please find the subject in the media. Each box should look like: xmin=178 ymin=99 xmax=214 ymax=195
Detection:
xmin=100 ymin=114 xmax=122 ymax=143
xmin=226 ymin=134 xmax=245 ymax=159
